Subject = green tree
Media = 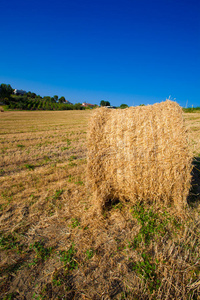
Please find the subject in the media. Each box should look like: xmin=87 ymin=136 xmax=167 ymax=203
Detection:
xmin=59 ymin=96 xmax=66 ymax=104
xmin=43 ymin=96 xmax=52 ymax=102
xmin=74 ymin=103 xmax=84 ymax=110
xmin=0 ymin=83 xmax=13 ymax=101
xmin=100 ymin=100 xmax=106 ymax=106
xmin=120 ymin=104 xmax=129 ymax=109
xmin=100 ymin=100 xmax=110 ymax=106
xmin=53 ymin=95 xmax=58 ymax=102
xmin=51 ymin=97 xmax=56 ymax=103
xmin=30 ymin=92 xmax=36 ymax=98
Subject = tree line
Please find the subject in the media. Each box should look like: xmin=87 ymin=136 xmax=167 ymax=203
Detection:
xmin=0 ymin=83 xmax=130 ymax=110
xmin=0 ymin=84 xmax=92 ymax=110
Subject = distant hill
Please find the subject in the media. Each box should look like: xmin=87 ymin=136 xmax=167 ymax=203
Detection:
xmin=0 ymin=83 xmax=98 ymax=111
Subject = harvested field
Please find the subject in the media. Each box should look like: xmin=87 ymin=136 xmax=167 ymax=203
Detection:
xmin=0 ymin=109 xmax=200 ymax=299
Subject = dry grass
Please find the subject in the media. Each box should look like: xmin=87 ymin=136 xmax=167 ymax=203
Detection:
xmin=0 ymin=109 xmax=200 ymax=299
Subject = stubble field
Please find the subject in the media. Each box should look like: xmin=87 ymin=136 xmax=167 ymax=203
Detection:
xmin=0 ymin=109 xmax=200 ymax=299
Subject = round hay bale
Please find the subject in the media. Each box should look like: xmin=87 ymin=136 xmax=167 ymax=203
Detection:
xmin=87 ymin=100 xmax=192 ymax=211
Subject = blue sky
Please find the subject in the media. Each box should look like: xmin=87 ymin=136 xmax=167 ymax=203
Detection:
xmin=1 ymin=0 xmax=199 ymax=107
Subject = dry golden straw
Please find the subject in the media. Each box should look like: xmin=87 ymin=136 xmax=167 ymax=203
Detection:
xmin=87 ymin=100 xmax=192 ymax=211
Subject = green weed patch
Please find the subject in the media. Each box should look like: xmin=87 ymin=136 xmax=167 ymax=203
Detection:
xmin=29 ymin=241 xmax=52 ymax=265
xmin=59 ymin=243 xmax=78 ymax=271
xmin=131 ymin=203 xmax=170 ymax=247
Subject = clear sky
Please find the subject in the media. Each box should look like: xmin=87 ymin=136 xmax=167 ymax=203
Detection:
xmin=1 ymin=0 xmax=199 ymax=107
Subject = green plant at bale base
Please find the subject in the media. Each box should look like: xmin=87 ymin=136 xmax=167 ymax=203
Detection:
xmin=0 ymin=232 xmax=24 ymax=252
xmin=74 ymin=180 xmax=84 ymax=186
xmin=29 ymin=241 xmax=52 ymax=266
xmin=66 ymin=138 xmax=71 ymax=145
xmin=68 ymin=161 xmax=77 ymax=167
xmin=130 ymin=203 xmax=170 ymax=247
xmin=68 ymin=174 xmax=74 ymax=182
xmin=70 ymin=218 xmax=80 ymax=228
xmin=86 ymin=249 xmax=94 ymax=260
xmin=24 ymin=164 xmax=35 ymax=170
xmin=129 ymin=204 xmax=172 ymax=293
xmin=132 ymin=253 xmax=161 ymax=293
xmin=112 ymin=202 xmax=123 ymax=210
xmin=51 ymin=269 xmax=75 ymax=298
xmin=61 ymin=146 xmax=69 ymax=151
xmin=17 ymin=144 xmax=25 ymax=148
xmin=0 ymin=233 xmax=18 ymax=250
xmin=59 ymin=243 xmax=78 ymax=271
xmin=43 ymin=155 xmax=50 ymax=163
xmin=52 ymin=275 xmax=63 ymax=287
xmin=1 ymin=190 xmax=13 ymax=203
xmin=0 ymin=169 xmax=5 ymax=175
xmin=52 ymin=189 xmax=63 ymax=201
xmin=68 ymin=155 xmax=77 ymax=161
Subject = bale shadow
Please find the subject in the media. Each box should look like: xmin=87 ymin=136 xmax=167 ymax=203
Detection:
xmin=187 ymin=157 xmax=200 ymax=206
xmin=104 ymin=197 xmax=121 ymax=211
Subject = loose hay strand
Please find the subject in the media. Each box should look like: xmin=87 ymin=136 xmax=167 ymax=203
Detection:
xmin=87 ymin=100 xmax=192 ymax=212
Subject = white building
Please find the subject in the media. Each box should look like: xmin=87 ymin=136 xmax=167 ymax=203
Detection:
xmin=13 ymin=89 xmax=26 ymax=95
